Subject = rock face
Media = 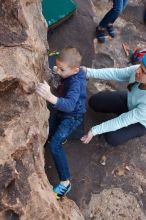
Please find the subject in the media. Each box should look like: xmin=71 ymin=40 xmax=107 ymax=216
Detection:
xmin=0 ymin=0 xmax=84 ymax=219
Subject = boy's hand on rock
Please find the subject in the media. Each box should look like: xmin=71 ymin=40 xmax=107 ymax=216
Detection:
xmin=81 ymin=130 xmax=93 ymax=144
xmin=36 ymin=81 xmax=52 ymax=101
xmin=36 ymin=81 xmax=58 ymax=104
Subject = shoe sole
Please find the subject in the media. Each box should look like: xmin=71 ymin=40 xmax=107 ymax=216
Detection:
xmin=54 ymin=185 xmax=71 ymax=200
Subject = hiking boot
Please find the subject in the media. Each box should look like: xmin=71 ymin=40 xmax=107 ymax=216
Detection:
xmin=96 ymin=26 xmax=105 ymax=43
xmin=107 ymin=24 xmax=115 ymax=38
xmin=53 ymin=183 xmax=71 ymax=199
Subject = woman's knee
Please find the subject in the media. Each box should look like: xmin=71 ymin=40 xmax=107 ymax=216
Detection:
xmin=88 ymin=93 xmax=103 ymax=111
xmin=104 ymin=133 xmax=120 ymax=147
xmin=88 ymin=95 xmax=96 ymax=110
xmin=49 ymin=137 xmax=62 ymax=154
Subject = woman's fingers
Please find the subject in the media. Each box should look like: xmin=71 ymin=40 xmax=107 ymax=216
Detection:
xmin=81 ymin=135 xmax=90 ymax=144
xmin=81 ymin=131 xmax=93 ymax=144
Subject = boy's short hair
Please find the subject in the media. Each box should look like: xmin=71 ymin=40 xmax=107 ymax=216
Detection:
xmin=57 ymin=47 xmax=82 ymax=68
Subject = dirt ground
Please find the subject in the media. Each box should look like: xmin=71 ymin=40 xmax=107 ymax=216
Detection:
xmin=45 ymin=0 xmax=146 ymax=219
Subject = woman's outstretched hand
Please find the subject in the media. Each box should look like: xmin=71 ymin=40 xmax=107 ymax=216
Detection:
xmin=81 ymin=130 xmax=93 ymax=144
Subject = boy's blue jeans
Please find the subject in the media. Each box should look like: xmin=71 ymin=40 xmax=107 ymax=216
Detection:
xmin=99 ymin=0 xmax=128 ymax=28
xmin=48 ymin=106 xmax=83 ymax=181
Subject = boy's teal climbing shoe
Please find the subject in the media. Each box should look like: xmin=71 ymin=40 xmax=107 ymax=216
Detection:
xmin=53 ymin=183 xmax=71 ymax=199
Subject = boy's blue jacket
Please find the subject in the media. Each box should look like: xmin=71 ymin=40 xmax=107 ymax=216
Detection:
xmin=54 ymin=69 xmax=86 ymax=116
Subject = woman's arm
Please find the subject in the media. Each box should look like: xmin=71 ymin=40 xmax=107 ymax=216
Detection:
xmin=86 ymin=65 xmax=139 ymax=82
xmin=91 ymin=106 xmax=145 ymax=136
xmin=81 ymin=105 xmax=146 ymax=143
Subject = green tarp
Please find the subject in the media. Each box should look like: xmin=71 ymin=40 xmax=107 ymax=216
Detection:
xmin=42 ymin=0 xmax=76 ymax=28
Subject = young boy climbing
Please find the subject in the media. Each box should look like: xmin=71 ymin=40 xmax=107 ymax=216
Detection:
xmin=36 ymin=47 xmax=86 ymax=199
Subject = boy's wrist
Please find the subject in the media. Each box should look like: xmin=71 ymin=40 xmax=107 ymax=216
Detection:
xmin=47 ymin=93 xmax=57 ymax=105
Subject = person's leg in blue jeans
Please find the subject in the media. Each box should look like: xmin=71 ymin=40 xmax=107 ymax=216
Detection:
xmin=99 ymin=0 xmax=128 ymax=28
xmin=47 ymin=104 xmax=60 ymax=139
xmin=89 ymin=91 xmax=128 ymax=114
xmin=96 ymin=0 xmax=128 ymax=43
xmin=49 ymin=116 xmax=83 ymax=198
xmin=89 ymin=91 xmax=146 ymax=146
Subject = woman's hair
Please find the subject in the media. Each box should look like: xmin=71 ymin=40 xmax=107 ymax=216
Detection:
xmin=57 ymin=46 xmax=82 ymax=68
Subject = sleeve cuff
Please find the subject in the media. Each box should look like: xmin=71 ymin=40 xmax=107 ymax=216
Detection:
xmin=86 ymin=68 xmax=91 ymax=79
xmin=54 ymin=97 xmax=59 ymax=108
xmin=91 ymin=127 xmax=98 ymax=136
